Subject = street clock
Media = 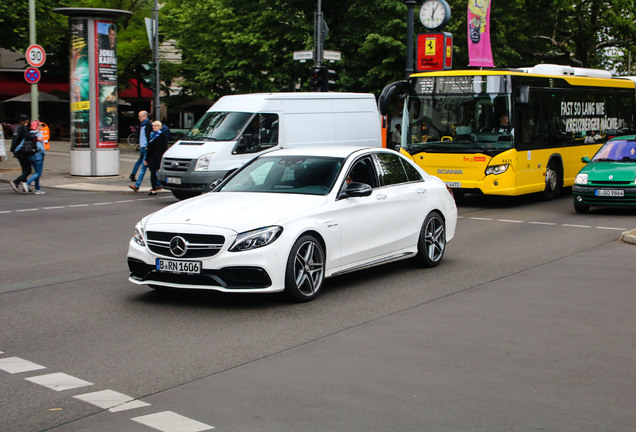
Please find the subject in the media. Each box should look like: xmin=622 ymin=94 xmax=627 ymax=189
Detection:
xmin=419 ymin=0 xmax=451 ymax=31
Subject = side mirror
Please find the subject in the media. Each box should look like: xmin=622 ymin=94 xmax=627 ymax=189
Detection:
xmin=581 ymin=156 xmax=591 ymax=163
xmin=378 ymin=81 xmax=413 ymax=115
xmin=345 ymin=182 xmax=373 ymax=197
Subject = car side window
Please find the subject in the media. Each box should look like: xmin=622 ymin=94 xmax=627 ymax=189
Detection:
xmin=402 ymin=159 xmax=423 ymax=182
xmin=346 ymin=156 xmax=379 ymax=188
xmin=236 ymin=113 xmax=279 ymax=154
xmin=375 ymin=153 xmax=409 ymax=186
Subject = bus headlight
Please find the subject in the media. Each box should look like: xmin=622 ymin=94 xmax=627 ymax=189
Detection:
xmin=485 ymin=164 xmax=509 ymax=175
xmin=195 ymin=153 xmax=216 ymax=171
xmin=574 ymin=173 xmax=588 ymax=185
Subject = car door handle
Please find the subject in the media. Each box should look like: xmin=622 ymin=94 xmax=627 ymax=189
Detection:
xmin=416 ymin=188 xmax=427 ymax=194
xmin=376 ymin=194 xmax=388 ymax=200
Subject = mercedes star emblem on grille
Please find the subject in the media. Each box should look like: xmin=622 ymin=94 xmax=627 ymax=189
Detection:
xmin=169 ymin=236 xmax=188 ymax=257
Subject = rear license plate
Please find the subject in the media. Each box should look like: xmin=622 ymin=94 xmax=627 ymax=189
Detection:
xmin=166 ymin=177 xmax=182 ymax=185
xmin=156 ymin=258 xmax=201 ymax=274
xmin=595 ymin=189 xmax=624 ymax=197
xmin=445 ymin=182 xmax=461 ymax=188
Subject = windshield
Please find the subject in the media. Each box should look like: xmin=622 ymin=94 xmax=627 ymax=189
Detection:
xmin=184 ymin=111 xmax=252 ymax=141
xmin=399 ymin=75 xmax=514 ymax=156
xmin=592 ymin=139 xmax=636 ymax=162
xmin=220 ymin=155 xmax=344 ymax=196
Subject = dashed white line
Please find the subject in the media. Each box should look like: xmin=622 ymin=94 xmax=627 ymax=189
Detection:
xmin=596 ymin=226 xmax=627 ymax=231
xmin=132 ymin=411 xmax=214 ymax=432
xmin=0 ymin=357 xmax=46 ymax=374
xmin=1 ymin=351 xmax=215 ymax=431
xmin=68 ymin=204 xmax=90 ymax=208
xmin=497 ymin=219 xmax=523 ymax=223
xmin=528 ymin=221 xmax=557 ymax=226
xmin=74 ymin=389 xmax=150 ymax=412
xmin=562 ymin=224 xmax=592 ymax=228
xmin=26 ymin=372 xmax=93 ymax=391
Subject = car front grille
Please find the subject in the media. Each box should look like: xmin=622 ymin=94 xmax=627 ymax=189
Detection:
xmin=146 ymin=231 xmax=225 ymax=258
xmin=162 ymin=158 xmax=192 ymax=172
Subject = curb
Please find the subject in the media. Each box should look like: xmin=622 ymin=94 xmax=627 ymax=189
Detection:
xmin=621 ymin=229 xmax=636 ymax=245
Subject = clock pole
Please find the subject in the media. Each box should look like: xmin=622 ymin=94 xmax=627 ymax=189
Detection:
xmin=405 ymin=0 xmax=416 ymax=78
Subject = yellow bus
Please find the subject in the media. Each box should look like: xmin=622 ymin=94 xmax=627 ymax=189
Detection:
xmin=379 ymin=65 xmax=636 ymax=199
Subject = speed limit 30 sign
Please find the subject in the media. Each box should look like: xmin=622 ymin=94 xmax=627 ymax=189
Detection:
xmin=26 ymin=44 xmax=46 ymax=68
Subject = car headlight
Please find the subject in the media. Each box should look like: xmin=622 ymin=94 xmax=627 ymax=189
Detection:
xmin=132 ymin=221 xmax=145 ymax=246
xmin=575 ymin=173 xmax=588 ymax=185
xmin=194 ymin=153 xmax=216 ymax=171
xmin=485 ymin=164 xmax=509 ymax=175
xmin=229 ymin=226 xmax=283 ymax=252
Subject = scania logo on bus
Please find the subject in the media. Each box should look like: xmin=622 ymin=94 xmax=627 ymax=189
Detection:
xmin=437 ymin=169 xmax=463 ymax=175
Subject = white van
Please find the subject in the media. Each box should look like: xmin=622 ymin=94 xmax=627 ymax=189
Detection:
xmin=159 ymin=92 xmax=382 ymax=199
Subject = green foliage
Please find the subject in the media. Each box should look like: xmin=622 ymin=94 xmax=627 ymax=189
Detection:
xmin=2 ymin=0 xmax=634 ymax=101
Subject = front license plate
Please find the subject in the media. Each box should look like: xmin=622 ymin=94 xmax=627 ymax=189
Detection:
xmin=156 ymin=258 xmax=201 ymax=274
xmin=445 ymin=182 xmax=461 ymax=188
xmin=166 ymin=177 xmax=182 ymax=185
xmin=595 ymin=189 xmax=624 ymax=197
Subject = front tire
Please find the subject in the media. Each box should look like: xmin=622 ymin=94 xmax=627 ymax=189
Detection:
xmin=542 ymin=160 xmax=563 ymax=200
xmin=284 ymin=235 xmax=325 ymax=302
xmin=415 ymin=211 xmax=446 ymax=267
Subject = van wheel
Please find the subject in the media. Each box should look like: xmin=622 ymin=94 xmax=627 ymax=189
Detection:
xmin=415 ymin=211 xmax=446 ymax=267
xmin=542 ymin=160 xmax=562 ymax=200
xmin=284 ymin=235 xmax=325 ymax=302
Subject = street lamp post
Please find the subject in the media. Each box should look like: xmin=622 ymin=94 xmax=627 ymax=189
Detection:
xmin=405 ymin=0 xmax=416 ymax=78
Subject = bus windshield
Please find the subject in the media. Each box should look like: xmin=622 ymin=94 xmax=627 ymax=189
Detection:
xmin=184 ymin=111 xmax=252 ymax=141
xmin=402 ymin=93 xmax=513 ymax=156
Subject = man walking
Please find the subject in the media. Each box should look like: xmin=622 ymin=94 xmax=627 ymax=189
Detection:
xmin=129 ymin=110 xmax=152 ymax=191
xmin=9 ymin=114 xmax=31 ymax=193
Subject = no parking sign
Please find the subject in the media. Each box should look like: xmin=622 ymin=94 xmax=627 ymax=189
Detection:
xmin=24 ymin=67 xmax=41 ymax=84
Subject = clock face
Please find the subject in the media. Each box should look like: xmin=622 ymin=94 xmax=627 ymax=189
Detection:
xmin=419 ymin=0 xmax=450 ymax=30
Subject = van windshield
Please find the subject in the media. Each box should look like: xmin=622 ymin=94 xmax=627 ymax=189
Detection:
xmin=184 ymin=111 xmax=252 ymax=141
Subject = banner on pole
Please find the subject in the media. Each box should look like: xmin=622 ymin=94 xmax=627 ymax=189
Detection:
xmin=467 ymin=0 xmax=494 ymax=67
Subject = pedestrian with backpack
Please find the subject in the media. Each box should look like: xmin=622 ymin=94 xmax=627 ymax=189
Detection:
xmin=23 ymin=121 xmax=46 ymax=194
xmin=8 ymin=114 xmax=31 ymax=193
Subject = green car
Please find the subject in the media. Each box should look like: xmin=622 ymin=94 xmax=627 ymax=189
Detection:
xmin=572 ymin=135 xmax=636 ymax=213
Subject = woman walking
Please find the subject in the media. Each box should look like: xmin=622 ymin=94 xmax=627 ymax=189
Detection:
xmin=145 ymin=120 xmax=168 ymax=196
xmin=23 ymin=121 xmax=46 ymax=194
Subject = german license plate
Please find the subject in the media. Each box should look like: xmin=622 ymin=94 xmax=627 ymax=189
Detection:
xmin=445 ymin=182 xmax=461 ymax=188
xmin=156 ymin=258 xmax=201 ymax=274
xmin=166 ymin=177 xmax=182 ymax=185
xmin=595 ymin=189 xmax=624 ymax=197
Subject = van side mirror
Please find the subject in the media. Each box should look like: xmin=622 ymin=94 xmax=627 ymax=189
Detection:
xmin=581 ymin=156 xmax=590 ymax=163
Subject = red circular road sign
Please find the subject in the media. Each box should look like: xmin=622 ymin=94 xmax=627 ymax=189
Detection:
xmin=24 ymin=67 xmax=41 ymax=84
xmin=26 ymin=44 xmax=46 ymax=68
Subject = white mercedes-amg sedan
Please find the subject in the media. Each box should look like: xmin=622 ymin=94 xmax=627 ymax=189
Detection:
xmin=127 ymin=146 xmax=457 ymax=302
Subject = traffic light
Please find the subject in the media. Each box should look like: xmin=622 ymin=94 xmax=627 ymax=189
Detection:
xmin=310 ymin=66 xmax=323 ymax=91
xmin=140 ymin=63 xmax=155 ymax=87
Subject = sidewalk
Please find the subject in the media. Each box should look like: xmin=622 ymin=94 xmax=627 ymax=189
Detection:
xmin=0 ymin=140 xmax=167 ymax=194
xmin=2 ymin=140 xmax=636 ymax=244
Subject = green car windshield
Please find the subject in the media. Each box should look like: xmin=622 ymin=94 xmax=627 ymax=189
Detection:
xmin=592 ymin=139 xmax=636 ymax=162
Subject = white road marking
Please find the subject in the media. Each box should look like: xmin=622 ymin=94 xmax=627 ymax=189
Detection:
xmin=0 ymin=357 xmax=46 ymax=374
xmin=132 ymin=411 xmax=214 ymax=432
xmin=562 ymin=223 xmax=592 ymax=228
xmin=528 ymin=221 xmax=557 ymax=226
xmin=25 ymin=372 xmax=93 ymax=391
xmin=74 ymin=389 xmax=150 ymax=411
xmin=497 ymin=219 xmax=523 ymax=223
xmin=596 ymin=226 xmax=627 ymax=231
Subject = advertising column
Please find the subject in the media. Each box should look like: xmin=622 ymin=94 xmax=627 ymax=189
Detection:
xmin=55 ymin=8 xmax=131 ymax=176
